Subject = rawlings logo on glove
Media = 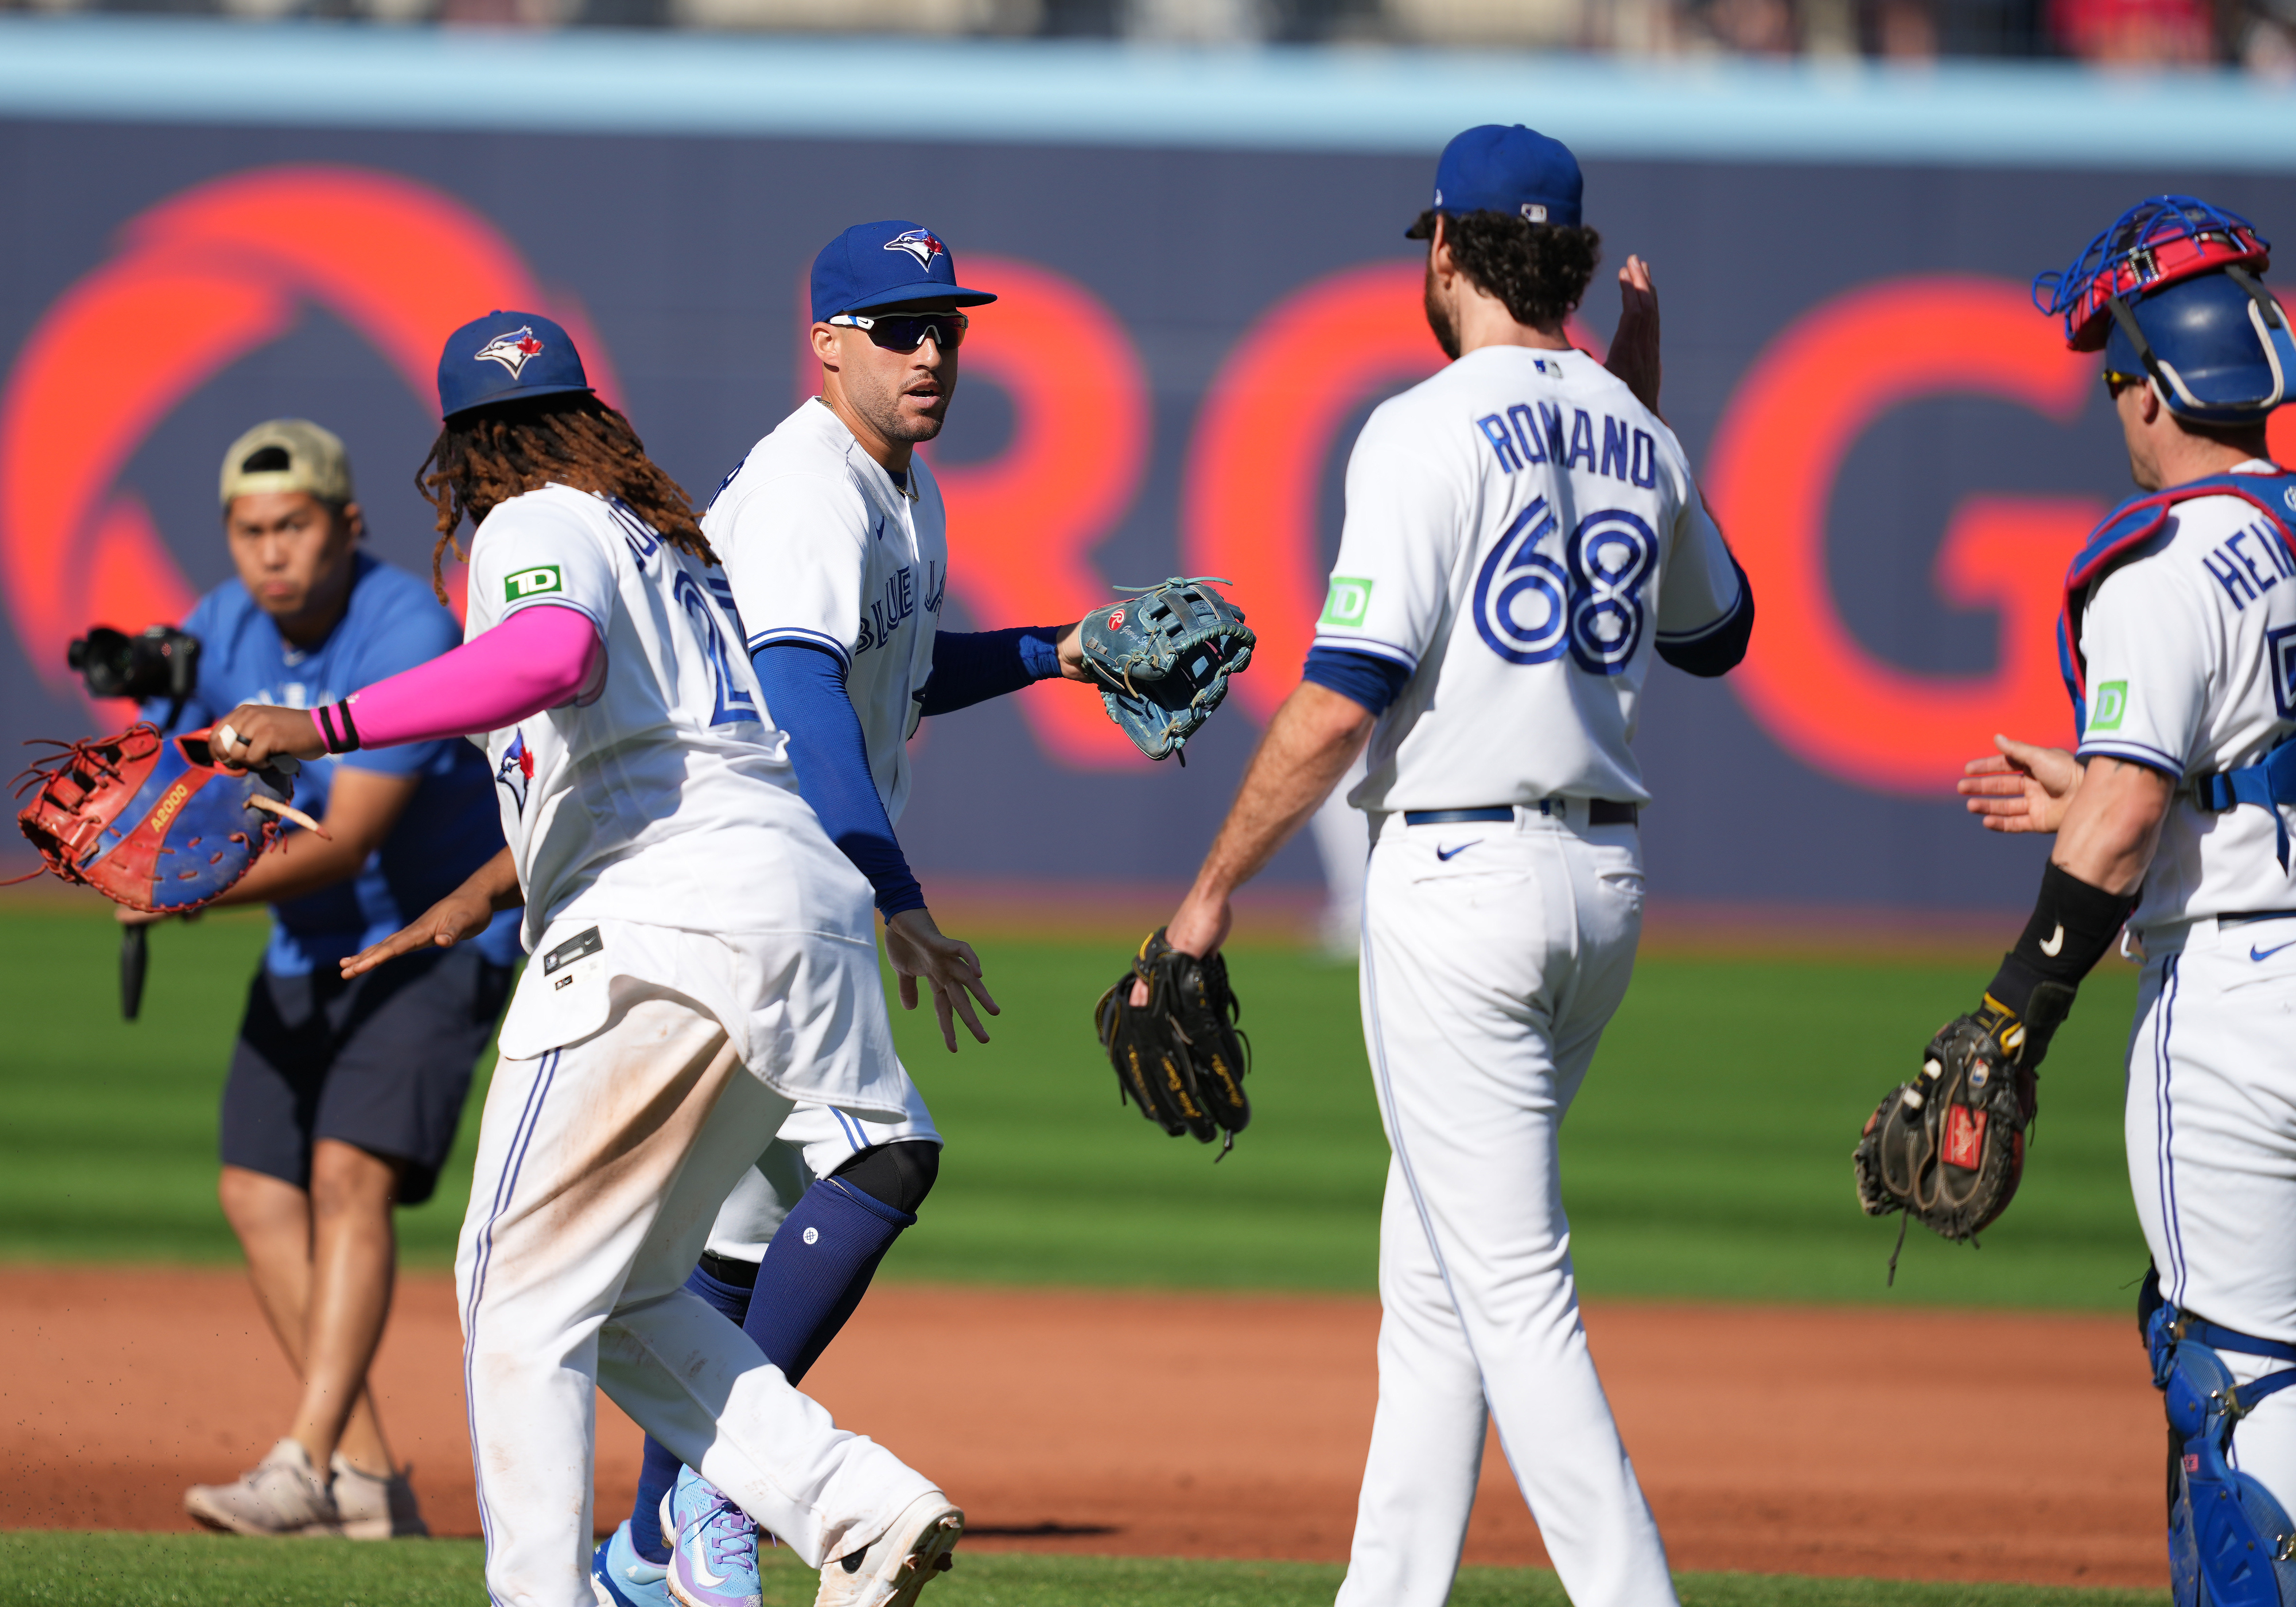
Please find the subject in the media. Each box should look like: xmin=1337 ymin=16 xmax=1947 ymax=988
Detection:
xmin=11 ymin=723 xmax=319 ymax=914
xmin=1079 ymin=577 xmax=1254 ymax=762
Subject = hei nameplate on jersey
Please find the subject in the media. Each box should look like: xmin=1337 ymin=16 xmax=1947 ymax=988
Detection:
xmin=500 ymin=924 xmax=611 ymax=1058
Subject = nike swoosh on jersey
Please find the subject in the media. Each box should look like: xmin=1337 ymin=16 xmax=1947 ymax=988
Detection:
xmin=2039 ymin=923 xmax=2065 ymax=956
xmin=1435 ymin=843 xmax=1474 ymax=861
xmin=2252 ymin=938 xmax=2296 ymax=962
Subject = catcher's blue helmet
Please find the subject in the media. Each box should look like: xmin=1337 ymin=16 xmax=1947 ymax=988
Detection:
xmin=2103 ymin=267 xmax=2296 ymax=425
xmin=2038 ymin=195 xmax=2295 ymax=425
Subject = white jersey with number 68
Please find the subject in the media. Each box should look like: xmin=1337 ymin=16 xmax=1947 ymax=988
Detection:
xmin=1315 ymin=345 xmax=1743 ymax=812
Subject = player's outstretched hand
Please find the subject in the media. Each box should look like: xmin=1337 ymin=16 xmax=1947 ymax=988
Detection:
xmin=884 ymin=907 xmax=999 ymax=1052
xmin=1605 ymin=255 xmax=1662 ymax=418
xmin=210 ymin=704 xmax=326 ymax=771
xmin=340 ymin=848 xmax=520 ymax=978
xmin=1958 ymin=734 xmax=2082 ymax=834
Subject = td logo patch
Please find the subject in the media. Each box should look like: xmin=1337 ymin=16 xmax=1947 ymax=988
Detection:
xmin=506 ymin=564 xmax=563 ymax=602
xmin=1321 ymin=576 xmax=1373 ymax=628
xmin=2088 ymin=679 xmax=2128 ymax=733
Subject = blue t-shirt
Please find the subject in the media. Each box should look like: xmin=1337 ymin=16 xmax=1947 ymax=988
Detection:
xmin=148 ymin=553 xmax=521 ymax=975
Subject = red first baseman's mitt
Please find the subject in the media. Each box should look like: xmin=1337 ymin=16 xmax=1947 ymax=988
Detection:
xmin=12 ymin=723 xmax=315 ymax=914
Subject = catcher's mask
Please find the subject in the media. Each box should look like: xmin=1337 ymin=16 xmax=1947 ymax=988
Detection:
xmin=2036 ymin=195 xmax=2296 ymax=427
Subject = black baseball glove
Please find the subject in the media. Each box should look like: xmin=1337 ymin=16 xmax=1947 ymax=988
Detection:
xmin=1093 ymin=927 xmax=1251 ymax=1157
xmin=1853 ymin=984 xmax=2074 ymax=1270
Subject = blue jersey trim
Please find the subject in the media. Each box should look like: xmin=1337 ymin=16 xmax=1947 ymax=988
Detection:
xmin=748 ymin=625 xmax=853 ymax=671
xmin=1304 ymin=645 xmax=1412 ymax=716
xmin=1310 ymin=632 xmax=1418 ymax=672
xmin=2076 ymin=738 xmax=2184 ymax=777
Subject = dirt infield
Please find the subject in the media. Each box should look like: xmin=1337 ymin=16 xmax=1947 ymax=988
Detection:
xmin=0 ymin=1268 xmax=2163 ymax=1588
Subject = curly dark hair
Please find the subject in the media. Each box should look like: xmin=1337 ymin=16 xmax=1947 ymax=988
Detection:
xmin=415 ymin=393 xmax=715 ymax=604
xmin=1412 ymin=209 xmax=1602 ymax=332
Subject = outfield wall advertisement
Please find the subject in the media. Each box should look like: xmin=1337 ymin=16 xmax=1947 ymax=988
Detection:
xmin=4 ymin=34 xmax=2294 ymax=913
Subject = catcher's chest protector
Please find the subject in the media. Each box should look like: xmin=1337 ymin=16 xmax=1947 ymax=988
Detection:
xmin=14 ymin=725 xmax=289 ymax=913
xmin=2149 ymin=1305 xmax=2296 ymax=1607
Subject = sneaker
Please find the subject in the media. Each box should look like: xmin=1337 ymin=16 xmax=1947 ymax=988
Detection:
xmin=814 ymin=1491 xmax=962 ymax=1607
xmin=667 ymin=1466 xmax=763 ymax=1607
xmin=185 ymin=1437 xmax=341 ymax=1537
xmin=594 ymin=1520 xmax=674 ymax=1607
xmin=329 ymin=1454 xmax=428 ymax=1540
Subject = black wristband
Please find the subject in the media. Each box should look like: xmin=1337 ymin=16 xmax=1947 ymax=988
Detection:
xmin=316 ymin=701 xmax=361 ymax=755
xmin=1985 ymin=861 xmax=2136 ymax=1017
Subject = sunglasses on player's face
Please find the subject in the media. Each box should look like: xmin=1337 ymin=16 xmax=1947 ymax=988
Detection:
xmin=2103 ymin=368 xmax=2146 ymax=397
xmin=828 ymin=311 xmax=969 ymax=352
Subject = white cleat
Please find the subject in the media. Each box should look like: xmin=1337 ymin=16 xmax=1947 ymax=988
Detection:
xmin=814 ymin=1491 xmax=962 ymax=1607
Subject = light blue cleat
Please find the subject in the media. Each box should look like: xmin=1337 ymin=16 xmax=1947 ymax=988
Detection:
xmin=592 ymin=1519 xmax=673 ymax=1607
xmin=666 ymin=1466 xmax=763 ymax=1607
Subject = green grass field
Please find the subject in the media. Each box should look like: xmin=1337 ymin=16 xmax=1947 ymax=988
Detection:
xmin=0 ymin=902 xmax=2148 ymax=1308
xmin=0 ymin=903 xmax=2168 ymax=1603
xmin=0 ymin=1535 xmax=2171 ymax=1607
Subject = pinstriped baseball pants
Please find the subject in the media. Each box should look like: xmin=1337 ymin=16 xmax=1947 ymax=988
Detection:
xmin=1337 ymin=808 xmax=1677 ymax=1607
xmin=2128 ymin=917 xmax=2296 ymax=1510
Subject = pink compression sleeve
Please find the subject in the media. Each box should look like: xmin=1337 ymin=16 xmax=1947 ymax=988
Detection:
xmin=307 ymin=603 xmax=603 ymax=752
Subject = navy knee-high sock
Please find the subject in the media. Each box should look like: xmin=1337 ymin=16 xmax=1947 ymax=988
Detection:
xmin=741 ymin=1175 xmax=916 ymax=1386
xmin=628 ymin=1261 xmax=754 ymax=1565
xmin=624 ymin=1148 xmax=931 ymax=1565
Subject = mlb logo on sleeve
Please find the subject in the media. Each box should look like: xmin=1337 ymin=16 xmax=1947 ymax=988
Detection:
xmin=506 ymin=565 xmax=564 ymax=602
xmin=2088 ymin=680 xmax=2128 ymax=733
xmin=1321 ymin=577 xmax=1374 ymax=628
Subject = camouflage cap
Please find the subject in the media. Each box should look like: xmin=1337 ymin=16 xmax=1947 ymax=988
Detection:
xmin=219 ymin=419 xmax=354 ymax=511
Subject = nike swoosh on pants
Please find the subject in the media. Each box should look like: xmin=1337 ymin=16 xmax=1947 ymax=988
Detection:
xmin=2252 ymin=937 xmax=2296 ymax=962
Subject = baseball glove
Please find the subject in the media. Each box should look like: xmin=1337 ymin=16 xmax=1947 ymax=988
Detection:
xmin=11 ymin=723 xmax=315 ymax=914
xmin=1852 ymin=985 xmax=2074 ymax=1273
xmin=1079 ymin=578 xmax=1254 ymax=763
xmin=1093 ymin=927 xmax=1251 ymax=1157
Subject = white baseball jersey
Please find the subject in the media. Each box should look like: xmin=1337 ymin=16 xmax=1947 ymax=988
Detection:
xmin=2075 ymin=461 xmax=2296 ymax=938
xmin=464 ymin=482 xmax=867 ymax=952
xmin=1315 ymin=345 xmax=1742 ymax=812
xmin=704 ymin=398 xmax=946 ymax=825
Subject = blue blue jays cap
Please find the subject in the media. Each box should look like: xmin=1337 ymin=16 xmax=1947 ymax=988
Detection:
xmin=810 ymin=221 xmax=997 ymax=323
xmin=437 ymin=310 xmax=593 ymax=420
xmin=1406 ymin=124 xmax=1584 ymax=237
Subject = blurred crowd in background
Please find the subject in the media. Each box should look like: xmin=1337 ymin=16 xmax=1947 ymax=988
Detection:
xmin=1 ymin=0 xmax=2290 ymax=69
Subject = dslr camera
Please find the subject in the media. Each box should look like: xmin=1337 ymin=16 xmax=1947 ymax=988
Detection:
xmin=68 ymin=624 xmax=202 ymax=707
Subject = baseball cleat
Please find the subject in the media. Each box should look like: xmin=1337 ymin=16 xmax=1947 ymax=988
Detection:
xmin=594 ymin=1520 xmax=674 ymax=1607
xmin=328 ymin=1453 xmax=428 ymax=1540
xmin=813 ymin=1491 xmax=962 ymax=1607
xmin=667 ymin=1466 xmax=764 ymax=1607
xmin=184 ymin=1437 xmax=341 ymax=1537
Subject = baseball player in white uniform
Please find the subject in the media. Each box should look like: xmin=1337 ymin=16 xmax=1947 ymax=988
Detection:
xmin=218 ymin=310 xmax=962 ymax=1607
xmin=1958 ymin=198 xmax=2296 ymax=1603
xmin=591 ymin=223 xmax=1110 ymax=1607
xmin=1146 ymin=126 xmax=1752 ymax=1607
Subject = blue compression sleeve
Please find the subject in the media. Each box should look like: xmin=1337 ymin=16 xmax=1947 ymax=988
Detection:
xmin=917 ymin=626 xmax=1065 ymax=716
xmin=1303 ymin=645 xmax=1412 ymax=716
xmin=751 ymin=641 xmax=925 ymax=920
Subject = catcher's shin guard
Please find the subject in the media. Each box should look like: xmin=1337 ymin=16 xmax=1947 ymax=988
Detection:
xmin=2145 ymin=1289 xmax=2296 ymax=1607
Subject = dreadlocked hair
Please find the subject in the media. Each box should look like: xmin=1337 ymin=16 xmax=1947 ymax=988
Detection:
xmin=1415 ymin=209 xmax=1602 ymax=331
xmin=416 ymin=393 xmax=715 ymax=604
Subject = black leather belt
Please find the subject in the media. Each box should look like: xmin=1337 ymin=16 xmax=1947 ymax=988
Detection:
xmin=1403 ymin=801 xmax=1638 ymax=827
